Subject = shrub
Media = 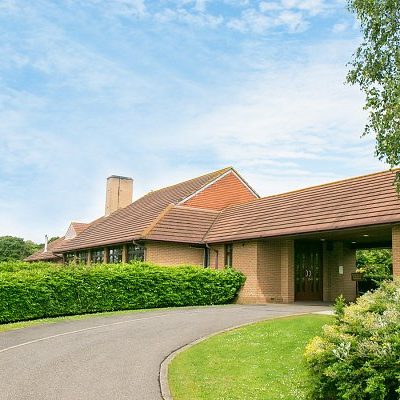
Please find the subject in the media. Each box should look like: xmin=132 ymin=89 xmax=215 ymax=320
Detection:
xmin=0 ymin=261 xmax=245 ymax=324
xmin=0 ymin=260 xmax=55 ymax=273
xmin=356 ymin=249 xmax=393 ymax=293
xmin=304 ymin=279 xmax=400 ymax=400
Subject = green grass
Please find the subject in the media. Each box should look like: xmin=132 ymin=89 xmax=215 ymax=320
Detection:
xmin=169 ymin=314 xmax=332 ymax=400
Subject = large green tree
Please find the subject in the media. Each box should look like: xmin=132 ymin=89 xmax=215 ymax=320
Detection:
xmin=0 ymin=236 xmax=42 ymax=262
xmin=347 ymin=0 xmax=400 ymax=186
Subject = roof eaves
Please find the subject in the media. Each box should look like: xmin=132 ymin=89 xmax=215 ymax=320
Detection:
xmin=141 ymin=203 xmax=175 ymax=238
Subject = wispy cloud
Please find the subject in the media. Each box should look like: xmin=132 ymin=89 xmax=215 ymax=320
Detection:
xmin=0 ymin=0 xmax=379 ymax=241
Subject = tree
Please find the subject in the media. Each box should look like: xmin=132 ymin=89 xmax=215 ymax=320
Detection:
xmin=0 ymin=236 xmax=42 ymax=262
xmin=347 ymin=0 xmax=400 ymax=188
xmin=356 ymin=248 xmax=392 ymax=281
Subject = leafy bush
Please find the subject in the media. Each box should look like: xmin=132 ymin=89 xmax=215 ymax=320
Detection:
xmin=356 ymin=249 xmax=392 ymax=292
xmin=0 ymin=260 xmax=55 ymax=273
xmin=0 ymin=261 xmax=245 ymax=323
xmin=305 ymin=279 xmax=400 ymax=400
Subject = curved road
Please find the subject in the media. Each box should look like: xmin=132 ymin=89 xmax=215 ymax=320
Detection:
xmin=0 ymin=304 xmax=330 ymax=400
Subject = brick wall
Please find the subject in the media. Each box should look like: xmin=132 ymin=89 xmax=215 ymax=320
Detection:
xmin=223 ymin=239 xmax=295 ymax=304
xmin=209 ymin=244 xmax=225 ymax=269
xmin=183 ymin=171 xmax=257 ymax=210
xmin=392 ymin=225 xmax=400 ymax=278
xmin=145 ymin=241 xmax=204 ymax=266
xmin=232 ymin=241 xmax=260 ymax=303
xmin=324 ymin=241 xmax=356 ymax=302
xmin=145 ymin=238 xmax=356 ymax=303
xmin=280 ymin=239 xmax=295 ymax=303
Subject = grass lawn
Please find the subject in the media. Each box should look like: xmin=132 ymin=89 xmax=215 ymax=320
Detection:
xmin=169 ymin=314 xmax=332 ymax=400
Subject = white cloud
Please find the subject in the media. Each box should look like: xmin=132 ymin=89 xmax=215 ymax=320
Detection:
xmin=227 ymin=9 xmax=271 ymax=33
xmin=154 ymin=7 xmax=223 ymax=27
xmin=277 ymin=10 xmax=307 ymax=32
xmin=332 ymin=21 xmax=349 ymax=33
xmin=157 ymin=39 xmax=384 ymax=196
xmin=259 ymin=1 xmax=281 ymax=12
xmin=85 ymin=0 xmax=147 ymax=17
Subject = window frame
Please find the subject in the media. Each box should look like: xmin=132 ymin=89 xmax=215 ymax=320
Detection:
xmin=109 ymin=246 xmax=123 ymax=264
xmin=225 ymin=244 xmax=233 ymax=267
xmin=91 ymin=248 xmax=104 ymax=264
xmin=127 ymin=243 xmax=145 ymax=262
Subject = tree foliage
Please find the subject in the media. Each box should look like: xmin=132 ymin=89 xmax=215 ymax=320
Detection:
xmin=356 ymin=249 xmax=392 ymax=281
xmin=347 ymin=0 xmax=400 ymax=187
xmin=0 ymin=236 xmax=42 ymax=262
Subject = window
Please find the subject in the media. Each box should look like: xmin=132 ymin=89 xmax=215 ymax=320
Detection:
xmin=203 ymin=247 xmax=210 ymax=268
xmin=225 ymin=244 xmax=233 ymax=267
xmin=65 ymin=252 xmax=75 ymax=263
xmin=77 ymin=251 xmax=88 ymax=264
xmin=109 ymin=246 xmax=122 ymax=263
xmin=127 ymin=244 xmax=145 ymax=262
xmin=91 ymin=248 xmax=104 ymax=263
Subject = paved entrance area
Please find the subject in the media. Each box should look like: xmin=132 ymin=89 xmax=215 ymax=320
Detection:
xmin=0 ymin=304 xmax=331 ymax=400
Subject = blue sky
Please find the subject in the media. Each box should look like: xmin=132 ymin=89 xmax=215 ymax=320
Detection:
xmin=0 ymin=0 xmax=386 ymax=242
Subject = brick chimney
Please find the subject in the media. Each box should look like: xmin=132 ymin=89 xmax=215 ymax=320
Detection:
xmin=105 ymin=175 xmax=133 ymax=216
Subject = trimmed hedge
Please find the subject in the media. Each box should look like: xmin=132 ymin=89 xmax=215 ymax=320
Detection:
xmin=305 ymin=279 xmax=400 ymax=400
xmin=0 ymin=262 xmax=246 ymax=324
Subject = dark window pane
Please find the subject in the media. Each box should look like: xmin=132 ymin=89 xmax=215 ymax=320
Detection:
xmin=204 ymin=247 xmax=210 ymax=268
xmin=127 ymin=244 xmax=145 ymax=262
xmin=225 ymin=244 xmax=233 ymax=267
xmin=91 ymin=248 xmax=104 ymax=263
xmin=109 ymin=247 xmax=122 ymax=263
xmin=77 ymin=251 xmax=88 ymax=264
xmin=65 ymin=253 xmax=75 ymax=263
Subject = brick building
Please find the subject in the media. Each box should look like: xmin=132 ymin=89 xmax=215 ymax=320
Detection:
xmin=26 ymin=167 xmax=400 ymax=304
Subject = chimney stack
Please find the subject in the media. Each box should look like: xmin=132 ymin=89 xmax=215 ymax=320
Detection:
xmin=105 ymin=175 xmax=133 ymax=216
xmin=44 ymin=234 xmax=48 ymax=253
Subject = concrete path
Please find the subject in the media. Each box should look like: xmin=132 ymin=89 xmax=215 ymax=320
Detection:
xmin=0 ymin=304 xmax=330 ymax=400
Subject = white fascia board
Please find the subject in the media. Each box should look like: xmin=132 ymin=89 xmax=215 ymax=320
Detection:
xmin=178 ymin=169 xmax=259 ymax=205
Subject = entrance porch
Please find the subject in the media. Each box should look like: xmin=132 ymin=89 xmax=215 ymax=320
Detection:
xmin=234 ymin=223 xmax=398 ymax=304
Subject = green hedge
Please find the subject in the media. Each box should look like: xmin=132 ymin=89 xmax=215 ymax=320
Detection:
xmin=305 ymin=279 xmax=400 ymax=400
xmin=0 ymin=262 xmax=246 ymax=324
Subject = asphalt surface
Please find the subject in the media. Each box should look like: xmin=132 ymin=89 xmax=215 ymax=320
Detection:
xmin=0 ymin=304 xmax=331 ymax=400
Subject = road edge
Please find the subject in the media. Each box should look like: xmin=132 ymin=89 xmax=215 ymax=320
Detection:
xmin=158 ymin=311 xmax=327 ymax=400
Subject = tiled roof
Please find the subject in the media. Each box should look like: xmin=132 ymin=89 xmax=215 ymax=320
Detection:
xmin=204 ymin=169 xmax=400 ymax=243
xmin=55 ymin=167 xmax=232 ymax=251
xmin=71 ymin=222 xmax=90 ymax=235
xmin=24 ymin=237 xmax=66 ymax=261
xmin=145 ymin=205 xmax=220 ymax=243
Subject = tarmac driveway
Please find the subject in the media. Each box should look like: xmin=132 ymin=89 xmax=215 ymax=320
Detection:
xmin=0 ymin=304 xmax=330 ymax=400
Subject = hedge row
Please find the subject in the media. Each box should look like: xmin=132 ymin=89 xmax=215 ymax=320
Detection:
xmin=0 ymin=262 xmax=246 ymax=324
xmin=0 ymin=260 xmax=53 ymax=273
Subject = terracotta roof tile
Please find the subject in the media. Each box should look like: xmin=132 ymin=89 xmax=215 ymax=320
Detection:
xmin=71 ymin=222 xmax=90 ymax=235
xmin=205 ymin=169 xmax=400 ymax=242
xmin=145 ymin=205 xmax=220 ymax=243
xmin=55 ymin=167 xmax=232 ymax=251
xmin=24 ymin=237 xmax=66 ymax=261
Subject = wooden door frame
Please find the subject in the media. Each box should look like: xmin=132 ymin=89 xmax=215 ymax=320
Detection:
xmin=294 ymin=240 xmax=324 ymax=301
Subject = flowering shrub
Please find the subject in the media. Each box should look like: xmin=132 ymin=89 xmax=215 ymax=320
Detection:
xmin=305 ymin=279 xmax=400 ymax=400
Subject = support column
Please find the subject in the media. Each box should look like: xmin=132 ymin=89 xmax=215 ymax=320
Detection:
xmin=87 ymin=249 xmax=91 ymax=265
xmin=122 ymin=244 xmax=128 ymax=263
xmin=392 ymin=225 xmax=400 ymax=278
xmin=104 ymin=247 xmax=109 ymax=264
xmin=280 ymin=239 xmax=295 ymax=303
